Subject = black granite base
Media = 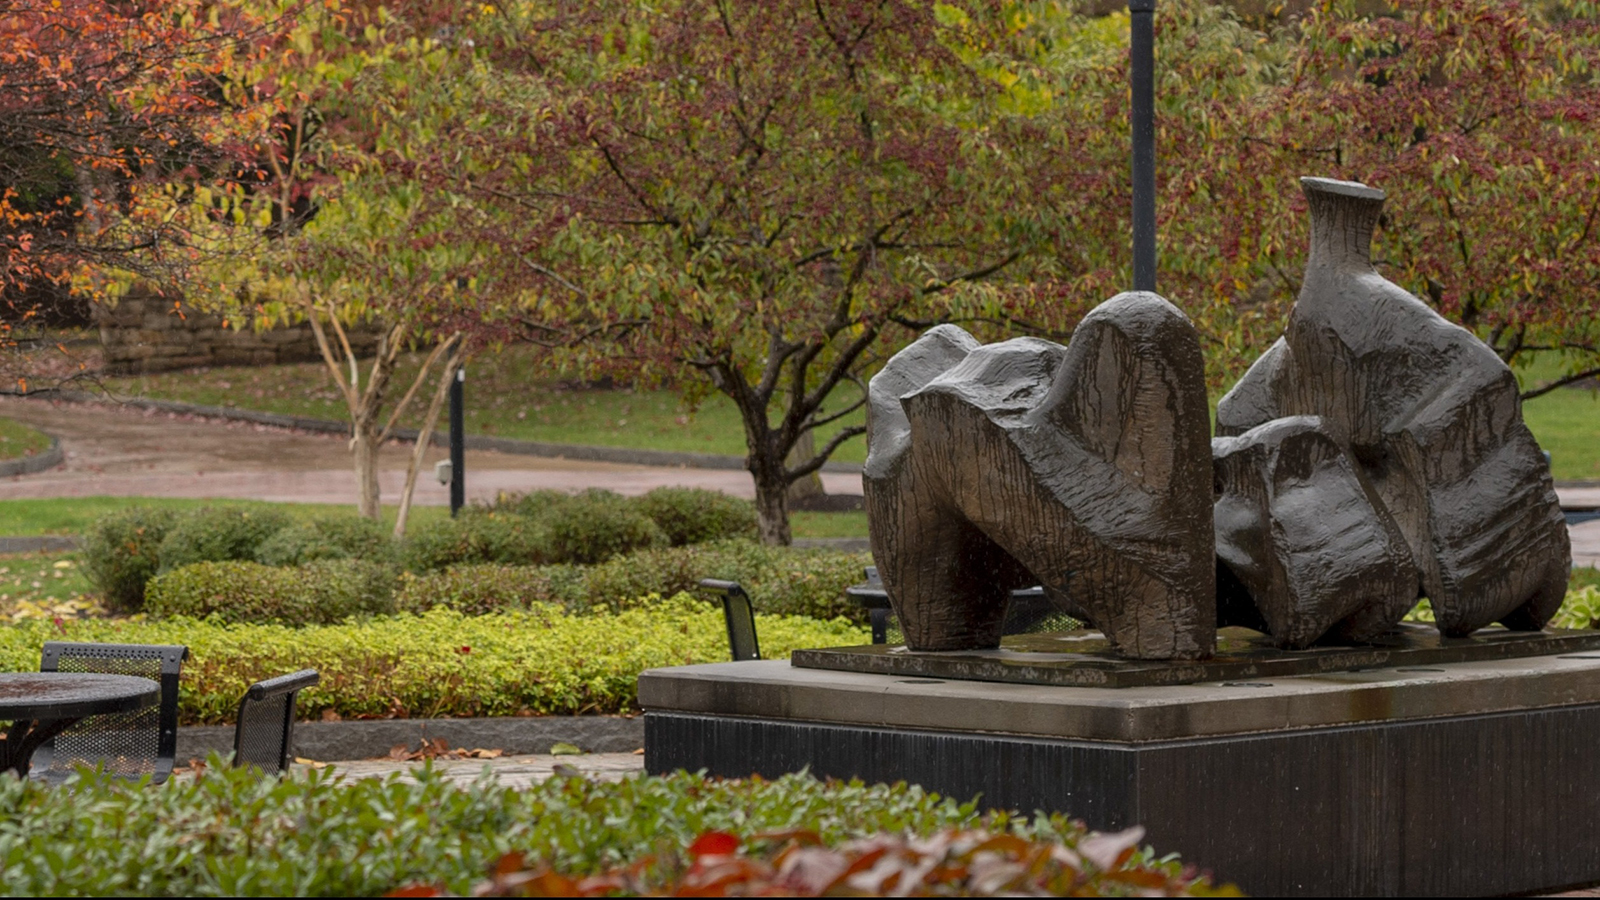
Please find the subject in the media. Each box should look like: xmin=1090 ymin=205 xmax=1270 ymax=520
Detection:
xmin=646 ymin=705 xmax=1600 ymax=896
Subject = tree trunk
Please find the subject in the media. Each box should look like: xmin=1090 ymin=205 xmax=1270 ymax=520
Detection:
xmin=352 ymin=417 xmax=382 ymax=519
xmin=753 ymin=469 xmax=793 ymax=546
xmin=394 ymin=339 xmax=465 ymax=537
xmin=785 ymin=430 xmax=825 ymax=506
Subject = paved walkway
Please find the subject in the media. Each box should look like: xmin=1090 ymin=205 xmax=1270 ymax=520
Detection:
xmin=3 ymin=394 xmax=1596 ymax=565
xmin=294 ymin=752 xmax=645 ymax=788
xmin=0 ymin=396 xmax=861 ymax=504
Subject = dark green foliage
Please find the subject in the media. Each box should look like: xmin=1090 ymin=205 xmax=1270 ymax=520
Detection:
xmin=80 ymin=506 xmax=179 ymax=613
xmin=395 ymin=540 xmax=868 ymax=622
xmin=489 ymin=488 xmax=578 ymax=520
xmin=541 ymin=489 xmax=667 ymax=565
xmin=155 ymin=505 xmax=294 ymax=573
xmin=401 ymin=509 xmax=552 ymax=571
xmin=583 ymin=539 xmax=868 ymax=620
xmin=394 ymin=564 xmax=585 ymax=616
xmin=0 ymin=764 xmax=1137 ymax=897
xmin=255 ymin=516 xmax=397 ymax=567
xmin=145 ymin=559 xmax=398 ymax=625
xmin=634 ymin=486 xmax=758 ymax=545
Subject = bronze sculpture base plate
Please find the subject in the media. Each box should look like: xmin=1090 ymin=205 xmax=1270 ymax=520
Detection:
xmin=789 ymin=624 xmax=1600 ymax=688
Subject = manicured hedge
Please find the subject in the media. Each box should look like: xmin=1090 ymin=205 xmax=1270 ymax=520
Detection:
xmin=81 ymin=490 xmax=765 ymax=610
xmin=146 ymin=559 xmax=398 ymax=624
xmin=0 ymin=766 xmax=1218 ymax=897
xmin=394 ymin=539 xmax=871 ymax=623
xmin=255 ymin=516 xmax=397 ymax=567
xmin=0 ymin=596 xmax=866 ymax=725
xmin=141 ymin=538 xmax=869 ymax=627
xmin=156 ymin=506 xmax=293 ymax=573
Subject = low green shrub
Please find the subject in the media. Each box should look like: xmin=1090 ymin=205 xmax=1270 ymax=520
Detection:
xmin=401 ymin=509 xmax=552 ymax=571
xmin=156 ymin=505 xmax=294 ymax=573
xmin=80 ymin=506 xmax=178 ymax=613
xmin=0 ymin=765 xmax=1214 ymax=897
xmin=391 ymin=540 xmax=868 ymax=622
xmin=542 ymin=489 xmax=666 ymax=564
xmin=145 ymin=559 xmax=398 ymax=625
xmin=583 ymin=539 xmax=868 ymax=620
xmin=489 ymin=488 xmax=576 ymax=519
xmin=255 ymin=516 xmax=397 ymax=567
xmin=0 ymin=596 xmax=866 ymax=724
xmin=394 ymin=563 xmax=585 ymax=616
xmin=633 ymin=486 xmax=758 ymax=545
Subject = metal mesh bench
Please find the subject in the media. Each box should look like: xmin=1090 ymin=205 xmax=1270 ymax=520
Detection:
xmin=34 ymin=642 xmax=187 ymax=784
xmin=233 ymin=669 xmax=320 ymax=775
xmin=698 ymin=579 xmax=761 ymax=661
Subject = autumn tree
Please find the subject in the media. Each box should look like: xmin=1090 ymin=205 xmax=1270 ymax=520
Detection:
xmin=384 ymin=0 xmax=1079 ymax=544
xmin=132 ymin=0 xmax=505 ymax=529
xmin=0 ymin=0 xmax=282 ymax=380
xmin=1117 ymin=0 xmax=1600 ymax=390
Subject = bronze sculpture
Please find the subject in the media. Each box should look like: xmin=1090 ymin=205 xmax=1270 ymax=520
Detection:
xmin=864 ymin=292 xmax=1215 ymax=660
xmin=863 ymin=176 xmax=1570 ymax=659
xmin=1217 ymin=177 xmax=1570 ymax=642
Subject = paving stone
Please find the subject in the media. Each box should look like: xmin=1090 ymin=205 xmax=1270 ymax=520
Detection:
xmin=295 ymin=752 xmax=645 ymax=789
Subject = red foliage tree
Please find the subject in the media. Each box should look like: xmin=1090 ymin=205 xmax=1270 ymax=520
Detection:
xmin=0 ymin=0 xmax=280 ymax=342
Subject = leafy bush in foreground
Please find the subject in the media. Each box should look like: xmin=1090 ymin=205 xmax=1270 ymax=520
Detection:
xmin=451 ymin=827 xmax=1227 ymax=898
xmin=0 ymin=596 xmax=865 ymax=725
xmin=0 ymin=765 xmax=1219 ymax=897
xmin=146 ymin=559 xmax=398 ymax=625
xmin=81 ymin=506 xmax=178 ymax=612
xmin=155 ymin=505 xmax=293 ymax=573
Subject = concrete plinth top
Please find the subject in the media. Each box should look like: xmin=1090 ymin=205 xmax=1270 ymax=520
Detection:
xmin=638 ymin=652 xmax=1600 ymax=743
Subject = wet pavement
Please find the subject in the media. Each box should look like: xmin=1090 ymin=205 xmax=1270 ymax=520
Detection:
xmin=0 ymin=396 xmax=861 ymax=505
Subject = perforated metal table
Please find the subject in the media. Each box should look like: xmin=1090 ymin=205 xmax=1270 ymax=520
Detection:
xmin=0 ymin=673 xmax=159 ymax=777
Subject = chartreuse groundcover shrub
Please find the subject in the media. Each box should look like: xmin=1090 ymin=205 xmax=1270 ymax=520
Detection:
xmin=0 ymin=596 xmax=864 ymax=725
xmin=0 ymin=766 xmax=1226 ymax=897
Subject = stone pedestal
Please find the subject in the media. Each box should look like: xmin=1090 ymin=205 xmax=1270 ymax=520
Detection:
xmin=641 ymin=650 xmax=1600 ymax=896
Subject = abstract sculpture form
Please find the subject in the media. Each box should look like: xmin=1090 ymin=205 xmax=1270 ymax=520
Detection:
xmin=1216 ymin=176 xmax=1570 ymax=643
xmin=864 ymin=292 xmax=1215 ymax=660
xmin=864 ymin=176 xmax=1570 ymax=659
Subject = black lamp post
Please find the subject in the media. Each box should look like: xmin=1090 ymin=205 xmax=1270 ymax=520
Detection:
xmin=449 ymin=365 xmax=465 ymax=516
xmin=1130 ymin=0 xmax=1157 ymax=293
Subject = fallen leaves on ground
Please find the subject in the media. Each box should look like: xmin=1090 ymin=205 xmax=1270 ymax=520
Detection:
xmin=388 ymin=738 xmax=505 ymax=762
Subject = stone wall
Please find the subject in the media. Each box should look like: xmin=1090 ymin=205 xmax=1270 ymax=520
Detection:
xmin=95 ymin=290 xmax=378 ymax=374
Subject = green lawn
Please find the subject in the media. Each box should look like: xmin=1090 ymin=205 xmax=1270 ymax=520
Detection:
xmin=101 ymin=343 xmax=1599 ymax=480
xmin=0 ymin=416 xmax=52 ymax=461
xmin=0 ymin=496 xmax=869 ymax=540
xmin=100 ymin=347 xmax=870 ymax=463
xmin=0 ymin=550 xmax=97 ymax=618
xmin=0 ymin=496 xmax=453 ymax=537
xmin=1516 ymin=355 xmax=1600 ymax=482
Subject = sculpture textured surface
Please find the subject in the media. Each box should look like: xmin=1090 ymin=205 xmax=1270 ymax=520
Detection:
xmin=861 ymin=176 xmax=1568 ymax=660
xmin=864 ymin=292 xmax=1215 ymax=659
xmin=1217 ymin=177 xmax=1570 ymax=640
xmin=1212 ymin=416 xmax=1418 ymax=647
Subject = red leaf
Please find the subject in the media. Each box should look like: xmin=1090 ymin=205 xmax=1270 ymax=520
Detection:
xmin=687 ymin=831 xmax=740 ymax=859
